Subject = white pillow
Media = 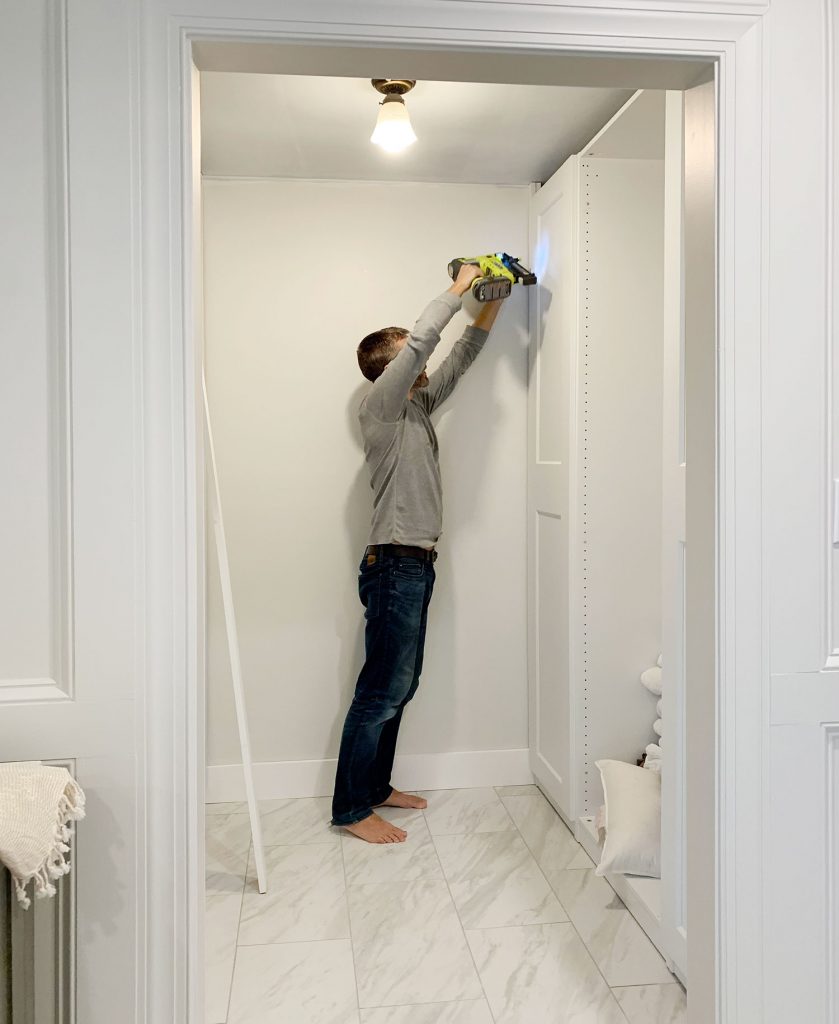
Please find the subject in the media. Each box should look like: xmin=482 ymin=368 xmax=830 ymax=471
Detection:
xmin=595 ymin=759 xmax=661 ymax=878
xmin=640 ymin=666 xmax=662 ymax=696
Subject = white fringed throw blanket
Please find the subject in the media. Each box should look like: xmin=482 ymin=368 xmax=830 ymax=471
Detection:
xmin=0 ymin=761 xmax=86 ymax=909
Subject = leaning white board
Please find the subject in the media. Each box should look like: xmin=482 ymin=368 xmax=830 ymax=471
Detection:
xmin=203 ymin=375 xmax=267 ymax=894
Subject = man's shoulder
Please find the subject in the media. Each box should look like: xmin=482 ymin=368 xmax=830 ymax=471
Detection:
xmin=359 ymin=400 xmax=393 ymax=448
xmin=358 ymin=393 xmax=410 ymax=427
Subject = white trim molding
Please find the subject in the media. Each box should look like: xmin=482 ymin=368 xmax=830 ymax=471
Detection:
xmin=205 ymin=749 xmax=534 ymax=803
xmin=826 ymin=0 xmax=838 ymax=669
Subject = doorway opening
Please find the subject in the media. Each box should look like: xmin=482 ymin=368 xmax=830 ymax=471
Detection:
xmin=190 ymin=40 xmax=716 ymax=1024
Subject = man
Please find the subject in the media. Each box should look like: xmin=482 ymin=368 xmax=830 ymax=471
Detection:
xmin=331 ymin=264 xmax=505 ymax=843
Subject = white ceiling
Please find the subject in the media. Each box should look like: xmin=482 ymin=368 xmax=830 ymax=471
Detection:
xmin=200 ymin=74 xmax=634 ymax=185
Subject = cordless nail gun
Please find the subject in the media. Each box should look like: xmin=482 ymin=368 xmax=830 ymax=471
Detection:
xmin=447 ymin=252 xmax=537 ymax=302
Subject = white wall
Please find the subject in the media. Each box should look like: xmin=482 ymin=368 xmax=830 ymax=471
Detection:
xmin=203 ymin=178 xmax=530 ymax=783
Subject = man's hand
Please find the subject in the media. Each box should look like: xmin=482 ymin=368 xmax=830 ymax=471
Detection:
xmin=448 ymin=263 xmax=482 ymax=297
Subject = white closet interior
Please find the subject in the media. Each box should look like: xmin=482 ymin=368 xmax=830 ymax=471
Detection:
xmin=527 ymin=90 xmax=688 ymax=983
xmin=202 ymin=77 xmax=690 ymax=993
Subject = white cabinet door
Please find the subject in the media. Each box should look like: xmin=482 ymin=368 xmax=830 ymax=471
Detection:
xmin=527 ymin=158 xmax=579 ymax=822
xmin=0 ymin=5 xmax=141 ymax=1020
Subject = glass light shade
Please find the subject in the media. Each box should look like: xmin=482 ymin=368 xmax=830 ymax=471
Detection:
xmin=370 ymin=96 xmax=417 ymax=153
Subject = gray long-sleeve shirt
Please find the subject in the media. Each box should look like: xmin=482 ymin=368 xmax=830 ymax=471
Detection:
xmin=360 ymin=291 xmax=489 ymax=548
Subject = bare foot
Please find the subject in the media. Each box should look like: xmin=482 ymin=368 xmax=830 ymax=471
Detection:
xmin=375 ymin=789 xmax=428 ymax=811
xmin=343 ymin=812 xmax=407 ymax=844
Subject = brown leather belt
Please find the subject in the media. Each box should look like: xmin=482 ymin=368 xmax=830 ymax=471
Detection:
xmin=366 ymin=543 xmax=437 ymax=563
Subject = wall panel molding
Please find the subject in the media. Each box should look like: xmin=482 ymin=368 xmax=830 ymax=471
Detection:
xmin=827 ymin=727 xmax=839 ymax=1022
xmin=0 ymin=0 xmax=74 ymax=705
xmin=771 ymin=673 xmax=839 ymax=725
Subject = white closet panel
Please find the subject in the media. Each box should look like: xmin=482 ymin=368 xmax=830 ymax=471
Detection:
xmin=660 ymin=90 xmax=688 ymax=977
xmin=527 ymin=159 xmax=578 ymax=822
xmin=575 ymin=155 xmax=665 ymax=816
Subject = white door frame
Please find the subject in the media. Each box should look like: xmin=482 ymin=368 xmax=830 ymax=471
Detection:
xmin=133 ymin=1 xmax=829 ymax=1021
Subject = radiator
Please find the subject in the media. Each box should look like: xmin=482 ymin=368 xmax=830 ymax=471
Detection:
xmin=0 ymin=861 xmax=73 ymax=1024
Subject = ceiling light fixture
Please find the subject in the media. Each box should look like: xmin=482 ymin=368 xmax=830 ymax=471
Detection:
xmin=370 ymin=79 xmax=417 ymax=153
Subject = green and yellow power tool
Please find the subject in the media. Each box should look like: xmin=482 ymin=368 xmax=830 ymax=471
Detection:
xmin=447 ymin=252 xmax=537 ymax=302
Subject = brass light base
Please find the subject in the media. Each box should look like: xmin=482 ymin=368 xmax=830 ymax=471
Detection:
xmin=371 ymin=79 xmax=416 ymax=96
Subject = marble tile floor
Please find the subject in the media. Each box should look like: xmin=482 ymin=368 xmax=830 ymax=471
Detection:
xmin=205 ymin=785 xmax=686 ymax=1024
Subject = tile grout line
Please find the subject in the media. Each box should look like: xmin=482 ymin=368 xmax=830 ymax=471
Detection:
xmin=223 ymin=838 xmax=251 ymax=1024
xmin=234 ymin=936 xmax=364 ymax=948
xmin=500 ymin=790 xmax=677 ymax=993
xmin=207 ymin=803 xmax=353 ymax=1020
xmin=337 ymin=829 xmax=364 ymax=1020
xmin=612 ymin=981 xmax=684 ymax=990
xmin=423 ymin=800 xmax=500 ymax=1024
xmin=212 ymin=793 xmax=651 ymax=1021
xmin=226 ymin=915 xmax=652 ymax=944
xmin=506 ymin=798 xmax=633 ymax=1013
xmin=495 ymin=790 xmax=633 ymax=1022
xmin=358 ymin=998 xmax=491 ymax=1013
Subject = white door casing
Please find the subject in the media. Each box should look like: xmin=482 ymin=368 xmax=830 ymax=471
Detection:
xmin=8 ymin=0 xmax=830 ymax=1020
xmin=527 ymin=160 xmax=579 ymax=823
xmin=139 ymin=7 xmax=781 ymax=1021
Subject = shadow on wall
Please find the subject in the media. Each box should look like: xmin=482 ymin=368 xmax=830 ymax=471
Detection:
xmin=437 ymin=292 xmax=529 ymax=541
xmin=425 ymin=295 xmax=528 ymax=754
xmin=328 ymin=380 xmax=370 ymax=756
xmin=329 ymin=292 xmax=531 ymax=762
xmin=76 ymin=787 xmax=124 ymax=942
xmin=463 ymin=289 xmax=532 ymax=388
xmin=527 ymin=285 xmax=552 ymax=389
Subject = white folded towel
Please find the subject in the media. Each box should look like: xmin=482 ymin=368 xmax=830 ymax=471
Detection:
xmin=0 ymin=762 xmax=86 ymax=909
xmin=653 ymin=718 xmax=663 ymax=737
xmin=641 ymin=666 xmax=662 ymax=696
xmin=656 ymin=699 xmax=663 ymax=717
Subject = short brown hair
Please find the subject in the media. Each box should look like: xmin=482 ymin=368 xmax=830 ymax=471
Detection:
xmin=357 ymin=327 xmax=408 ymax=382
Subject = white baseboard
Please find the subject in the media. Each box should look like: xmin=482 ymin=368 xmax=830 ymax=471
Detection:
xmin=206 ymin=748 xmax=533 ymax=802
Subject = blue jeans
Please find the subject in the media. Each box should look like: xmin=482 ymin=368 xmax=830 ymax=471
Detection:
xmin=331 ymin=549 xmax=436 ymax=826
